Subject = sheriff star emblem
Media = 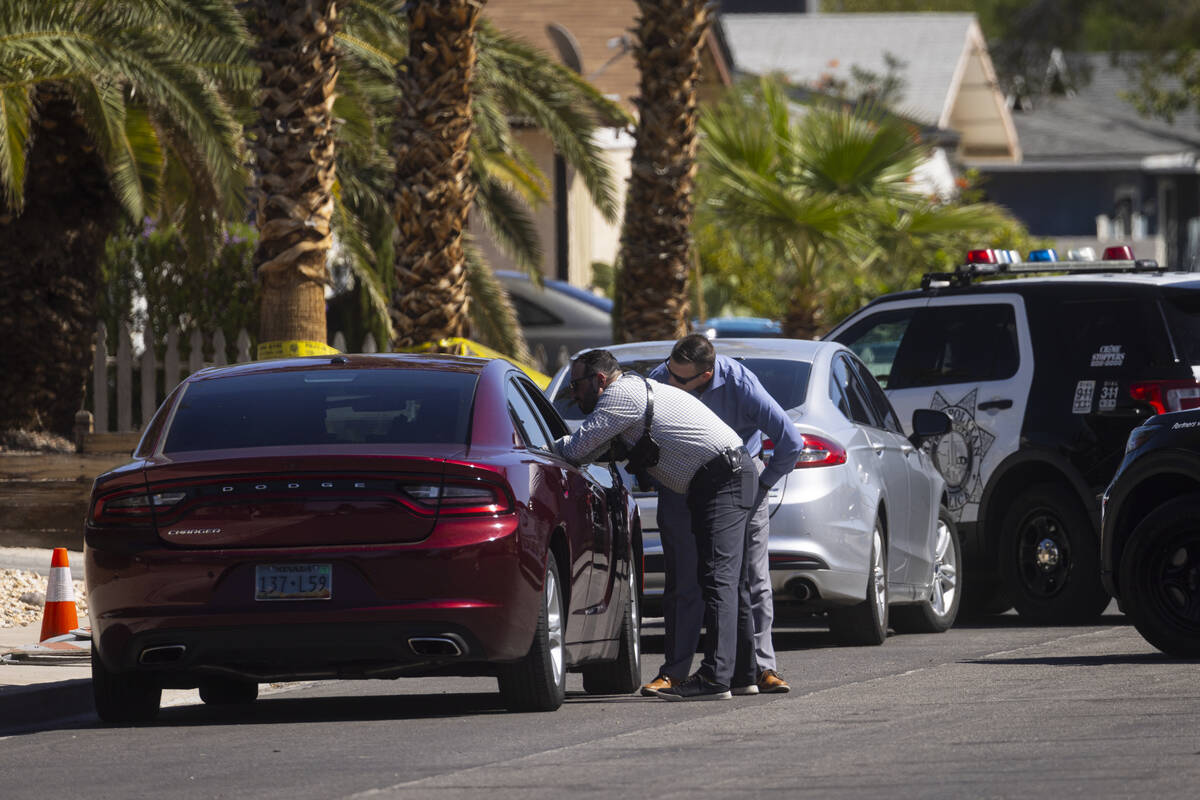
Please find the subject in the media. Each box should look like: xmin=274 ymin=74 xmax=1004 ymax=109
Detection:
xmin=927 ymin=388 xmax=994 ymax=518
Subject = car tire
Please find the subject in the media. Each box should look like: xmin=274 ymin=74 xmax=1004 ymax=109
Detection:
xmin=581 ymin=563 xmax=642 ymax=694
xmin=199 ymin=678 xmax=259 ymax=705
xmin=497 ymin=551 xmax=567 ymax=712
xmin=829 ymin=519 xmax=888 ymax=645
xmin=91 ymin=645 xmax=161 ymax=724
xmin=1118 ymin=493 xmax=1200 ymax=658
xmin=892 ymin=506 xmax=962 ymax=634
xmin=1000 ymin=483 xmax=1109 ymax=623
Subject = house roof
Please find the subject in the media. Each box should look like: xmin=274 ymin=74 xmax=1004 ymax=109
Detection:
xmin=982 ymin=53 xmax=1200 ymax=172
xmin=720 ymin=12 xmax=1019 ymax=160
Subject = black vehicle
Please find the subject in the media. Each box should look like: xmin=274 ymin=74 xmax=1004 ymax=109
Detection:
xmin=1101 ymin=408 xmax=1200 ymax=657
xmin=826 ymin=247 xmax=1200 ymax=623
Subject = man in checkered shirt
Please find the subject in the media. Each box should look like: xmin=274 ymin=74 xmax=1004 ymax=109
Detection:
xmin=555 ymin=349 xmax=757 ymax=700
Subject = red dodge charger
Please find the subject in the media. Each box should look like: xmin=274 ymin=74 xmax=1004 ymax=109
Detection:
xmin=85 ymin=353 xmax=641 ymax=722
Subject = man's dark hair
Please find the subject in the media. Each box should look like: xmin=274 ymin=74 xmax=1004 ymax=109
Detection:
xmin=670 ymin=333 xmax=715 ymax=371
xmin=574 ymin=349 xmax=621 ymax=379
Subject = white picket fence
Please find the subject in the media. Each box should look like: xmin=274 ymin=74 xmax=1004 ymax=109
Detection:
xmin=87 ymin=322 xmax=378 ymax=436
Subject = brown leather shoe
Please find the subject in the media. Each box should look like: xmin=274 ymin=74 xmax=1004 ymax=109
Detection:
xmin=640 ymin=674 xmax=676 ymax=697
xmin=757 ymin=669 xmax=790 ymax=694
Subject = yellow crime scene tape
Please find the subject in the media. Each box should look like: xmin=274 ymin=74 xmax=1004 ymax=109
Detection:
xmin=256 ymin=339 xmax=341 ymax=360
xmin=255 ymin=336 xmax=551 ymax=390
xmin=398 ymin=337 xmax=552 ymax=390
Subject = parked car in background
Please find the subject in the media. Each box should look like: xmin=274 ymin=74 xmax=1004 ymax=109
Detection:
xmin=1102 ymin=408 xmax=1200 ymax=657
xmin=85 ymin=353 xmax=641 ymax=723
xmin=547 ymin=338 xmax=960 ymax=645
xmin=695 ymin=317 xmax=783 ymax=338
xmin=495 ymin=270 xmax=612 ymax=373
xmin=827 ymin=246 xmax=1200 ymax=623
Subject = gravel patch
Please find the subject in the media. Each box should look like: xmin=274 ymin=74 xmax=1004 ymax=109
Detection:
xmin=0 ymin=568 xmax=89 ymax=629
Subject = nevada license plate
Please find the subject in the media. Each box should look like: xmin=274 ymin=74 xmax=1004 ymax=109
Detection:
xmin=255 ymin=564 xmax=332 ymax=601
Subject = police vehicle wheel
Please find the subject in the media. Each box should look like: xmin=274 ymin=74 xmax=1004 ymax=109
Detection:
xmin=829 ymin=519 xmax=888 ymax=645
xmin=497 ymin=551 xmax=567 ymax=711
xmin=1001 ymin=483 xmax=1109 ymax=623
xmin=91 ymin=644 xmax=161 ymax=724
xmin=1118 ymin=494 xmax=1200 ymax=658
xmin=582 ymin=563 xmax=642 ymax=694
xmin=892 ymin=506 xmax=962 ymax=633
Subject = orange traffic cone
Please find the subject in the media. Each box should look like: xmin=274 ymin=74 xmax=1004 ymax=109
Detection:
xmin=39 ymin=547 xmax=79 ymax=642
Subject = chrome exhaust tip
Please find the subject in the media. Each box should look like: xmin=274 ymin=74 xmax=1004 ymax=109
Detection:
xmin=785 ymin=577 xmax=817 ymax=602
xmin=139 ymin=644 xmax=187 ymax=665
xmin=407 ymin=636 xmax=464 ymax=657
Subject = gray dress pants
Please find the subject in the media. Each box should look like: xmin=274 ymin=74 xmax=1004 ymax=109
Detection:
xmin=658 ymin=456 xmax=776 ymax=681
xmin=687 ymin=462 xmax=756 ymax=689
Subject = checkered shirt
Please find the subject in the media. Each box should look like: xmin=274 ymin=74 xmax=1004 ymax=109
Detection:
xmin=555 ymin=373 xmax=742 ymax=494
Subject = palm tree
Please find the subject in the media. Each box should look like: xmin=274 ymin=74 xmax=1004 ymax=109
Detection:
xmin=614 ymin=0 xmax=714 ymax=343
xmin=698 ymin=77 xmax=1015 ymax=337
xmin=332 ymin=2 xmax=625 ymax=355
xmin=387 ymin=0 xmax=483 ymax=348
xmin=0 ymin=0 xmax=250 ymax=435
xmin=245 ymin=0 xmax=339 ymax=354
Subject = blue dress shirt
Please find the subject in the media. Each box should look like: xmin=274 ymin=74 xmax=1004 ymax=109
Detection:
xmin=648 ymin=354 xmax=804 ymax=489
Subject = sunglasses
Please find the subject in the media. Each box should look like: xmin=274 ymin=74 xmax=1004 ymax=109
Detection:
xmin=664 ymin=359 xmax=709 ymax=385
xmin=568 ymin=372 xmax=599 ymax=392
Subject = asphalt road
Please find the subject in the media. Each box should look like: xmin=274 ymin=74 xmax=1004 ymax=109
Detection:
xmin=2 ymin=610 xmax=1197 ymax=799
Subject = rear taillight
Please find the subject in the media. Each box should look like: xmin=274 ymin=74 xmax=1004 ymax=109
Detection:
xmin=762 ymin=433 xmax=847 ymax=468
xmin=1129 ymin=380 xmax=1200 ymax=414
xmin=399 ymin=480 xmax=512 ymax=516
xmin=90 ymin=489 xmax=187 ymax=525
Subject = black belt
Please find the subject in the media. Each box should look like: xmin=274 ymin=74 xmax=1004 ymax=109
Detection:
xmin=689 ymin=446 xmax=748 ymax=495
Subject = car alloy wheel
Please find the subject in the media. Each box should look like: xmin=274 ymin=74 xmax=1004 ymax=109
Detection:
xmin=869 ymin=525 xmax=887 ymax=623
xmin=892 ymin=507 xmax=962 ymax=634
xmin=829 ymin=519 xmax=888 ymax=646
xmin=929 ymin=516 xmax=959 ymax=618
xmin=545 ymin=565 xmax=565 ymax=688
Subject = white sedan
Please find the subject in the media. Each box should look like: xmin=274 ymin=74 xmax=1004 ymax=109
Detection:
xmin=546 ymin=338 xmax=961 ymax=644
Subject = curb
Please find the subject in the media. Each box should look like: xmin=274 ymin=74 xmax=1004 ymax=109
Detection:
xmin=0 ymin=678 xmax=93 ymax=731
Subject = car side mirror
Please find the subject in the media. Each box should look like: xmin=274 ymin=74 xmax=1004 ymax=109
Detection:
xmin=909 ymin=408 xmax=952 ymax=448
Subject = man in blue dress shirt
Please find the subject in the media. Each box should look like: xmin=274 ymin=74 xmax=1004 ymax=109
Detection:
xmin=643 ymin=334 xmax=804 ymax=695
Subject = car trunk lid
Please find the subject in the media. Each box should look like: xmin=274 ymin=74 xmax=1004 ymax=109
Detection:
xmin=140 ymin=449 xmax=462 ymax=548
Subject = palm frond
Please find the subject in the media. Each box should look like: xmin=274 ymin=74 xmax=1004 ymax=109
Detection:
xmin=472 ymin=166 xmax=542 ymax=270
xmin=465 ymin=243 xmax=531 ymax=362
xmin=332 ymin=190 xmax=394 ymax=345
xmin=0 ymin=84 xmax=29 ymax=210
xmin=69 ymin=77 xmax=145 ymax=221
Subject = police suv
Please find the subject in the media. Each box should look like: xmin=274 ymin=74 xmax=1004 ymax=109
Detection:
xmin=1102 ymin=407 xmax=1200 ymax=657
xmin=826 ymin=246 xmax=1200 ymax=623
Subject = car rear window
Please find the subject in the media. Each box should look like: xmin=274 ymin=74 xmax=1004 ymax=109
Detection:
xmin=552 ymin=357 xmax=810 ymax=423
xmin=163 ymin=369 xmax=477 ymax=452
xmin=1161 ymin=289 xmax=1200 ymax=364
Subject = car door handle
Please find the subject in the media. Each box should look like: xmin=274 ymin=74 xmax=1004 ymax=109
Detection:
xmin=977 ymin=398 xmax=1013 ymax=411
xmin=900 ymin=443 xmax=915 ymax=454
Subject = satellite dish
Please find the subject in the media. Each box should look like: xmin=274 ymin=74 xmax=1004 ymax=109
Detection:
xmin=546 ymin=23 xmax=583 ymax=74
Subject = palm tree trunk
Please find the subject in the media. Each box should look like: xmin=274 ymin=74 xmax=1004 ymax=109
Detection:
xmin=781 ymin=242 xmax=822 ymax=339
xmin=390 ymin=0 xmax=483 ymax=348
xmin=0 ymin=86 xmax=118 ymax=436
xmin=250 ymin=0 xmax=338 ymax=350
xmin=615 ymin=0 xmax=712 ymax=343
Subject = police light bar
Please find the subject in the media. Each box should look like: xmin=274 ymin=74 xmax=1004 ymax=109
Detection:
xmin=922 ymin=244 xmax=1163 ymax=289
